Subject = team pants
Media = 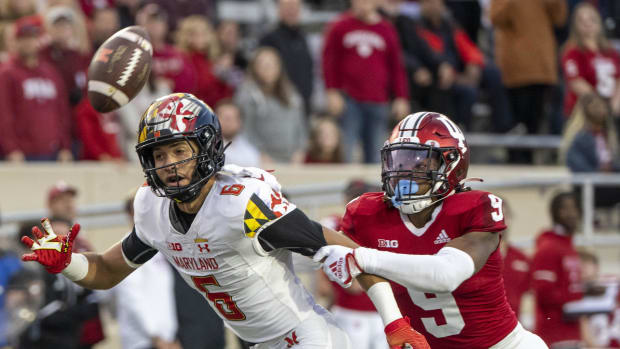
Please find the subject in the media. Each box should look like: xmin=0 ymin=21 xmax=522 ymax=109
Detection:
xmin=490 ymin=322 xmax=548 ymax=349
xmin=331 ymin=306 xmax=388 ymax=349
xmin=252 ymin=307 xmax=351 ymax=349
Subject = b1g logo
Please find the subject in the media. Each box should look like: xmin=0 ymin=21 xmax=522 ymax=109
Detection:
xmin=378 ymin=239 xmax=399 ymax=248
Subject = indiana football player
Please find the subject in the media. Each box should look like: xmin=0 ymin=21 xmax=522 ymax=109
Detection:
xmin=315 ymin=112 xmax=548 ymax=348
xmin=20 ymin=93 xmax=428 ymax=349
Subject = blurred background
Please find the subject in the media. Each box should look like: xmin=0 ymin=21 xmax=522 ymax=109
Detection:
xmin=0 ymin=0 xmax=619 ymax=348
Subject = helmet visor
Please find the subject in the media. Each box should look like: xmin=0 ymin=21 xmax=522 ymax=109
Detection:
xmin=382 ymin=146 xmax=442 ymax=197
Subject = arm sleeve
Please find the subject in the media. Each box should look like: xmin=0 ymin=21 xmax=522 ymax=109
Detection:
xmin=241 ymin=179 xmax=327 ymax=256
xmin=257 ymin=208 xmax=326 ymax=256
xmin=464 ymin=192 xmax=507 ymax=234
xmin=121 ymin=227 xmax=158 ymax=268
xmin=354 ymin=246 xmax=475 ymax=293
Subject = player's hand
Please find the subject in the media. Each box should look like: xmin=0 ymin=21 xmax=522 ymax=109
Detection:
xmin=385 ymin=317 xmax=430 ymax=349
xmin=21 ymin=218 xmax=81 ymax=274
xmin=313 ymin=245 xmax=362 ymax=288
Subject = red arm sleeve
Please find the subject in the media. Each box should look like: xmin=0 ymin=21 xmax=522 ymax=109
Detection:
xmin=322 ymin=20 xmax=343 ymax=90
xmin=386 ymin=24 xmax=409 ymax=99
xmin=464 ymin=192 xmax=507 ymax=233
xmin=453 ymin=29 xmax=484 ymax=66
xmin=0 ymin=69 xmax=20 ymax=154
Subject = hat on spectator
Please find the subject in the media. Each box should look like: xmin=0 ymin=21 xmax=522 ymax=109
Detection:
xmin=47 ymin=181 xmax=78 ymax=203
xmin=15 ymin=15 xmax=43 ymax=38
xmin=46 ymin=6 xmax=76 ymax=25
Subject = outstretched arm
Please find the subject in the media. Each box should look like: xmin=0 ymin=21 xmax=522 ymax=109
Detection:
xmin=319 ymin=231 xmax=498 ymax=294
xmin=21 ymin=218 xmax=139 ymax=290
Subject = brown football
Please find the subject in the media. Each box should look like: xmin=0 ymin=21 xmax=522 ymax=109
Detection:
xmin=87 ymin=26 xmax=153 ymax=113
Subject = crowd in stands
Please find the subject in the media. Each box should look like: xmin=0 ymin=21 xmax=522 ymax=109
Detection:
xmin=0 ymin=0 xmax=615 ymax=169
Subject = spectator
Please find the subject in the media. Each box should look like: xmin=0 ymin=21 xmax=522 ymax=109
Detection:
xmin=562 ymin=93 xmax=620 ymax=209
xmin=316 ymin=179 xmax=387 ymax=349
xmin=215 ymin=20 xmax=247 ymax=89
xmin=41 ymin=6 xmax=90 ymax=107
xmin=305 ymin=117 xmax=344 ymax=163
xmin=89 ymin=5 xmax=119 ymax=50
xmin=136 ymin=2 xmax=196 ymax=93
xmin=260 ymin=0 xmax=314 ymax=117
xmin=322 ymin=0 xmax=409 ymax=163
xmin=490 ymin=0 xmax=567 ymax=137
xmin=74 ymin=98 xmax=124 ymax=161
xmin=575 ymin=250 xmax=620 ymax=348
xmin=0 ymin=15 xmax=73 ymax=162
xmin=234 ymin=47 xmax=307 ymax=164
xmin=561 ymin=2 xmax=620 ymax=118
xmin=384 ymin=0 xmax=512 ymax=132
xmin=175 ymin=15 xmax=233 ymax=107
xmin=531 ymin=191 xmax=583 ymax=347
xmin=499 ymin=200 xmax=531 ymax=320
xmin=47 ymin=181 xmax=78 ymax=222
xmin=114 ymin=191 xmax=180 ymax=349
xmin=117 ymin=73 xmax=171 ymax=162
xmin=216 ymin=100 xmax=260 ymax=168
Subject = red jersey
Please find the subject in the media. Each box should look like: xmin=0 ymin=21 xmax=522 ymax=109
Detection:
xmin=342 ymin=190 xmax=516 ymax=349
xmin=502 ymin=244 xmax=531 ymax=318
xmin=152 ymin=45 xmax=197 ymax=93
xmin=562 ymin=45 xmax=620 ymax=116
xmin=322 ymin=12 xmax=409 ymax=102
xmin=531 ymin=228 xmax=583 ymax=345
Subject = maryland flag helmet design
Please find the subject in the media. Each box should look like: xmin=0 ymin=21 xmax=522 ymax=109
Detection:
xmin=136 ymin=93 xmax=225 ymax=203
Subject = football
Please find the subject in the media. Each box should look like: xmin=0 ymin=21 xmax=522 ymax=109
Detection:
xmin=87 ymin=26 xmax=153 ymax=113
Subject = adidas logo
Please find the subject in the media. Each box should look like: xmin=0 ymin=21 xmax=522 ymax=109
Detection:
xmin=434 ymin=230 xmax=451 ymax=244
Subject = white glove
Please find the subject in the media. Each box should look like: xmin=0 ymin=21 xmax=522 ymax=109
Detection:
xmin=220 ymin=164 xmax=281 ymax=192
xmin=313 ymin=245 xmax=363 ymax=288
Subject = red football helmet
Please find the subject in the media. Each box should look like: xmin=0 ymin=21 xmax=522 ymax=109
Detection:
xmin=381 ymin=112 xmax=470 ymax=213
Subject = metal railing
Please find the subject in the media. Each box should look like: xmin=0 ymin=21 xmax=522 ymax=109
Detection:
xmin=1 ymin=174 xmax=618 ymax=246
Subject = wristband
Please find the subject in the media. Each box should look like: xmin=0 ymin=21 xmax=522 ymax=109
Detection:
xmin=61 ymin=253 xmax=89 ymax=281
xmin=367 ymin=281 xmax=402 ymax=325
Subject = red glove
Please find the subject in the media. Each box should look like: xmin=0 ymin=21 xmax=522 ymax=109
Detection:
xmin=21 ymin=218 xmax=81 ymax=274
xmin=385 ymin=317 xmax=430 ymax=349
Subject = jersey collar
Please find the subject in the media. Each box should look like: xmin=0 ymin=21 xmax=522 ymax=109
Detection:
xmin=399 ymin=203 xmax=443 ymax=237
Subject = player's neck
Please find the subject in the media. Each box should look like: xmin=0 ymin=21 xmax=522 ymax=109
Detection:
xmin=175 ymin=177 xmax=216 ymax=214
xmin=407 ymin=204 xmax=436 ymax=228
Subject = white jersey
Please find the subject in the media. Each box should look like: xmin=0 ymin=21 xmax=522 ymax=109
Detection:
xmin=133 ymin=168 xmax=317 ymax=343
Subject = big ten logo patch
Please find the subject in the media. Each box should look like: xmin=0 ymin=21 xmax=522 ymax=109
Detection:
xmin=378 ymin=239 xmax=399 ymax=248
xmin=168 ymin=242 xmax=182 ymax=251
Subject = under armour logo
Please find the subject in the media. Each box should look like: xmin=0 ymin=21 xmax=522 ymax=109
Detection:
xmin=284 ymin=331 xmax=300 ymax=347
xmin=197 ymin=243 xmax=210 ymax=253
